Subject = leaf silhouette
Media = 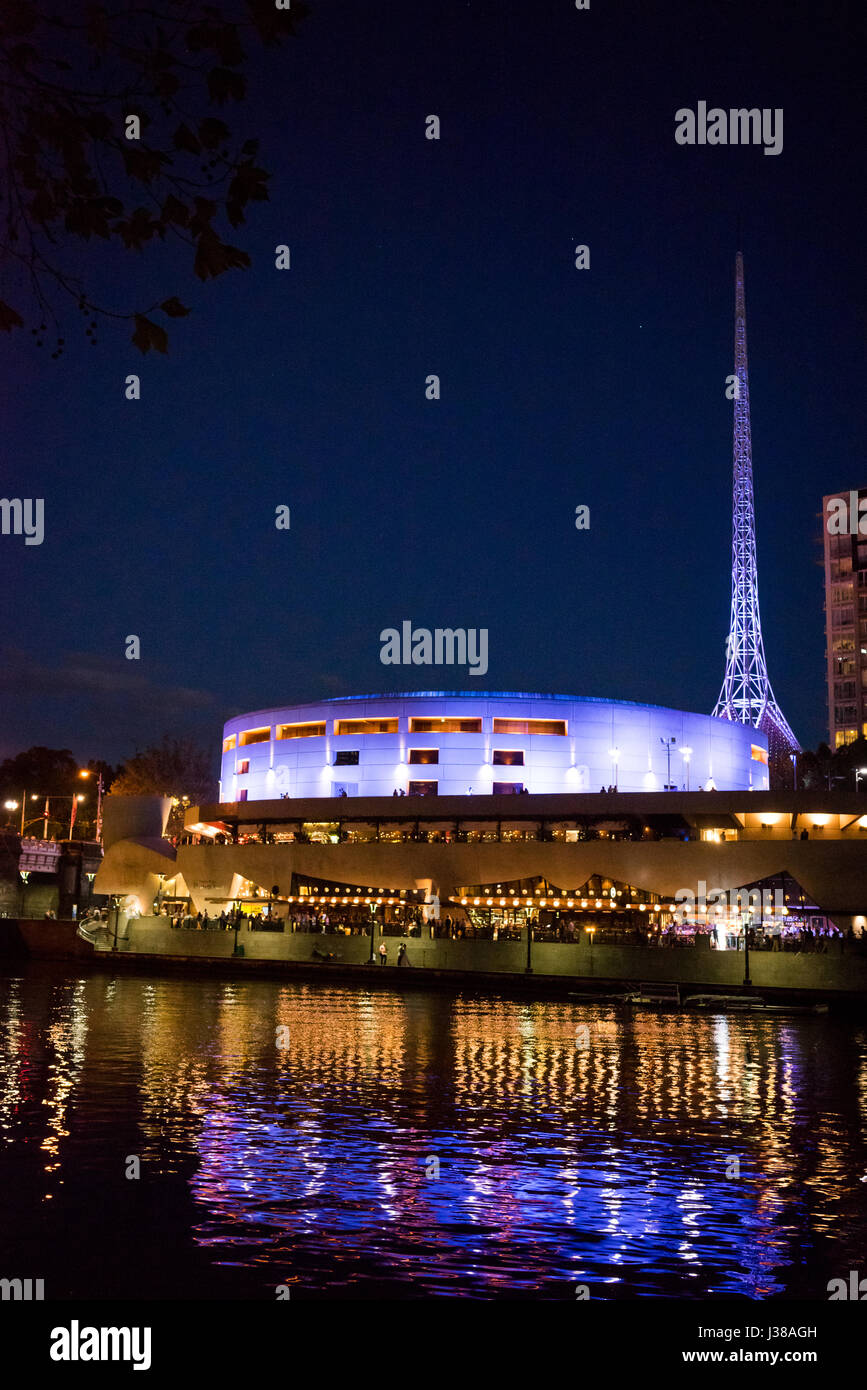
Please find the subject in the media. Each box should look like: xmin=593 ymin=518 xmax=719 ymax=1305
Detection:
xmin=131 ymin=315 xmax=169 ymax=354
xmin=194 ymin=226 xmax=250 ymax=280
xmin=0 ymin=302 xmax=24 ymax=331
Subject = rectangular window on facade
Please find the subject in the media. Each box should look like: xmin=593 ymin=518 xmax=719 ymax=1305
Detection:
xmin=223 ymin=735 xmax=236 ymax=753
xmin=492 ymin=749 xmax=524 ymax=766
xmin=335 ymin=718 xmax=399 ymax=735
xmin=276 ymin=722 xmax=326 ymax=740
xmin=334 ymin=750 xmax=359 ymax=765
xmin=239 ymin=726 xmax=270 ymax=746
xmin=492 ymin=718 xmax=567 ymax=736
xmin=237 ymin=759 xmax=250 ymax=774
xmin=408 ymin=749 xmax=439 ymax=764
xmin=493 ymin=781 xmax=524 ymax=794
xmin=238 ymin=789 xmax=248 ymax=802
xmin=750 ymin=745 xmax=768 ymax=765
xmin=408 ymin=717 xmax=482 ymax=733
xmin=408 ymin=780 xmax=437 ymax=796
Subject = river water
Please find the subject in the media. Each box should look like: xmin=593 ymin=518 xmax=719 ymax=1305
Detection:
xmin=1 ymin=964 xmax=865 ymax=1301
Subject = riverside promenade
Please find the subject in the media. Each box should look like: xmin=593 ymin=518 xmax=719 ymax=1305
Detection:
xmin=4 ymin=916 xmax=867 ymax=1006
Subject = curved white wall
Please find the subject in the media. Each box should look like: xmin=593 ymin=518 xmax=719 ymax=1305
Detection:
xmin=220 ymin=693 xmax=768 ymax=801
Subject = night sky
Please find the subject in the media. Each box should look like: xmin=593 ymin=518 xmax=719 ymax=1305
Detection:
xmin=2 ymin=0 xmax=864 ymax=767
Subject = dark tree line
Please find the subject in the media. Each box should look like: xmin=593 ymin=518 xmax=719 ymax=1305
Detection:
xmin=0 ymin=736 xmax=215 ymax=837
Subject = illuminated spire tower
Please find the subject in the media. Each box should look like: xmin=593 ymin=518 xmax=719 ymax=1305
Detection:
xmin=713 ymin=250 xmax=799 ymax=764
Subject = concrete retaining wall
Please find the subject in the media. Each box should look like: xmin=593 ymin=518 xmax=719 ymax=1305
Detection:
xmin=5 ymin=916 xmax=867 ymax=1000
xmin=94 ymin=918 xmax=867 ymax=996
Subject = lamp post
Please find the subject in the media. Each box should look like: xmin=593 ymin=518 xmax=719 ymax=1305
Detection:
xmin=525 ymin=914 xmax=533 ymax=973
xmin=660 ymin=737 xmax=676 ymax=790
xmin=680 ymin=746 xmax=693 ymax=792
xmin=13 ymin=794 xmax=41 ymax=837
xmin=368 ymin=905 xmax=377 ymax=963
xmin=16 ymin=771 xmax=93 ymax=841
xmin=3 ymin=799 xmax=18 ymax=829
xmin=78 ymin=769 xmax=105 ymax=842
xmin=790 ymin=752 xmax=798 ymax=791
xmin=743 ymin=911 xmax=752 ymax=987
xmin=608 ymin=746 xmax=620 ymax=791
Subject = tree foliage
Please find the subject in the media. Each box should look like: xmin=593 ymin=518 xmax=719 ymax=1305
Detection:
xmin=797 ymin=736 xmax=867 ymax=790
xmin=0 ymin=748 xmax=118 ymax=837
xmin=110 ymin=735 xmax=217 ymax=832
xmin=0 ymin=0 xmax=309 ymax=354
xmin=0 ymin=745 xmax=81 ymax=797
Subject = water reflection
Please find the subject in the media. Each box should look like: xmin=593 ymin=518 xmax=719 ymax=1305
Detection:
xmin=1 ymin=966 xmax=866 ymax=1299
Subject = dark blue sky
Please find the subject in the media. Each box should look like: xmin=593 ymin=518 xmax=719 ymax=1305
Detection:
xmin=2 ymin=0 xmax=864 ymax=765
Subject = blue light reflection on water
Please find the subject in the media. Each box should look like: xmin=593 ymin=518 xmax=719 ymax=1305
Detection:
xmin=1 ymin=969 xmax=866 ymax=1299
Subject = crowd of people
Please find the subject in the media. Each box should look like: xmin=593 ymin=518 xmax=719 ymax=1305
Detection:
xmin=149 ymin=902 xmax=863 ymax=953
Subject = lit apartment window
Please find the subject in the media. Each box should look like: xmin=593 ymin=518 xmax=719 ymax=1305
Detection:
xmin=408 ymin=717 xmax=482 ymax=733
xmin=493 ymin=749 xmax=524 ymax=766
xmin=276 ymin=722 xmax=326 ymax=739
xmin=239 ymin=726 xmax=270 ymax=746
xmin=334 ymin=750 xmax=359 ymax=765
xmin=409 ymin=749 xmax=439 ymax=764
xmin=492 ymin=718 xmax=567 ymax=736
xmin=237 ymin=759 xmax=250 ymax=775
xmin=408 ymin=780 xmax=437 ymax=796
xmin=335 ymin=718 xmax=398 ymax=735
xmin=223 ymin=735 xmax=236 ymax=752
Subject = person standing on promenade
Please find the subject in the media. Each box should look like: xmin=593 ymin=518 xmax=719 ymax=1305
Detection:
xmin=379 ymin=941 xmax=388 ymax=965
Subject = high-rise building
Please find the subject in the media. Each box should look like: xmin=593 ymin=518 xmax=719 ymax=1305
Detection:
xmin=823 ymin=486 xmax=867 ymax=747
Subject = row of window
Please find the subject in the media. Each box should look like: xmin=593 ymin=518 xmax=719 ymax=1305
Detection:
xmin=834 ymin=727 xmax=867 ymax=747
xmin=236 ymin=748 xmax=527 ymax=773
xmin=235 ymin=781 xmax=525 ymax=799
xmin=403 ymin=782 xmax=523 ymax=796
xmin=224 ymin=716 xmax=568 ymax=752
xmin=336 ymin=748 xmax=524 ymax=766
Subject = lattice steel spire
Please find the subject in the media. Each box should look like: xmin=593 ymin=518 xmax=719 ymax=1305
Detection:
xmin=713 ymin=250 xmax=799 ymax=761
